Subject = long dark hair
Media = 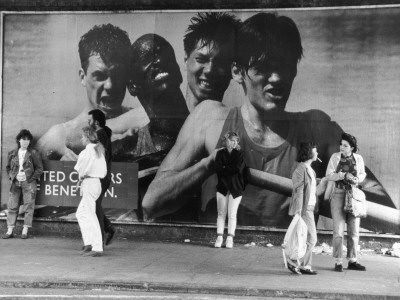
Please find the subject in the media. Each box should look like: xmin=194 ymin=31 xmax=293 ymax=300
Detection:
xmin=16 ymin=129 xmax=33 ymax=149
xmin=296 ymin=142 xmax=317 ymax=162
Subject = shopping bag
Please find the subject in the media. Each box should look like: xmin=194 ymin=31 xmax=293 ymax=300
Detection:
xmin=282 ymin=214 xmax=308 ymax=261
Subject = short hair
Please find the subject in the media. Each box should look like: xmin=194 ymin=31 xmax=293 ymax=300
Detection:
xmin=235 ymin=13 xmax=303 ymax=72
xmin=88 ymin=109 xmax=106 ymax=127
xmin=183 ymin=12 xmax=241 ymax=56
xmin=78 ymin=24 xmax=131 ymax=72
xmin=130 ymin=33 xmax=168 ymax=64
xmin=341 ymin=132 xmax=358 ymax=153
xmin=296 ymin=142 xmax=317 ymax=162
xmin=16 ymin=129 xmax=33 ymax=148
xmin=222 ymin=131 xmax=241 ymax=150
xmin=129 ymin=33 xmax=182 ymax=86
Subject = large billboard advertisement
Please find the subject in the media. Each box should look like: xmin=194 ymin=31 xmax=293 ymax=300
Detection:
xmin=1 ymin=8 xmax=399 ymax=233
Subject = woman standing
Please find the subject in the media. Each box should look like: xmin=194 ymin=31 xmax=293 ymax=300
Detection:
xmin=214 ymin=132 xmax=246 ymax=249
xmin=287 ymin=142 xmax=319 ymax=275
xmin=75 ymin=126 xmax=107 ymax=257
xmin=326 ymin=132 xmax=366 ymax=272
xmin=3 ymin=129 xmax=43 ymax=239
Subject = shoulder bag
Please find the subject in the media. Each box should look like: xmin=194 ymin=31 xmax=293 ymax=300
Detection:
xmin=344 ymin=185 xmax=367 ymax=218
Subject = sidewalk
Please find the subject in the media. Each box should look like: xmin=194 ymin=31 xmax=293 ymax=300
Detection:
xmin=0 ymin=235 xmax=399 ymax=299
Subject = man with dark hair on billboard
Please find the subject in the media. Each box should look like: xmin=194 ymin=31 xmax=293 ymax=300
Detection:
xmin=183 ymin=12 xmax=241 ymax=111
xmin=143 ymin=13 xmax=395 ymax=227
xmin=128 ymin=33 xmax=189 ymax=156
xmin=36 ymin=24 xmax=149 ymax=162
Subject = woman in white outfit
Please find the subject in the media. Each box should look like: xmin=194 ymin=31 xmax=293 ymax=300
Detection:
xmin=75 ymin=126 xmax=107 ymax=257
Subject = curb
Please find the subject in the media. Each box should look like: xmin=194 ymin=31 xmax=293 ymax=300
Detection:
xmin=1 ymin=219 xmax=399 ymax=248
xmin=1 ymin=280 xmax=399 ymax=300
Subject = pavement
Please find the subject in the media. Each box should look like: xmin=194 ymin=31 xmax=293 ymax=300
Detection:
xmin=0 ymin=234 xmax=399 ymax=300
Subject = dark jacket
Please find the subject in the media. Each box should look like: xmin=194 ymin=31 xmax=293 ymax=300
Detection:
xmin=289 ymin=162 xmax=319 ymax=216
xmin=97 ymin=127 xmax=112 ymax=174
xmin=6 ymin=148 xmax=43 ymax=183
xmin=215 ymin=148 xmax=246 ymax=198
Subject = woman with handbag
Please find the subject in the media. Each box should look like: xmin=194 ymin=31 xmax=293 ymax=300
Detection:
xmin=325 ymin=132 xmax=367 ymax=272
xmin=287 ymin=142 xmax=320 ymax=275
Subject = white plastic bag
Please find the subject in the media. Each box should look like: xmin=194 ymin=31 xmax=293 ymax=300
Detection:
xmin=282 ymin=214 xmax=308 ymax=261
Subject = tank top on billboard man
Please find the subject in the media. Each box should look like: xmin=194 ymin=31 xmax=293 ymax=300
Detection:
xmin=142 ymin=12 xmax=395 ymax=228
xmin=214 ymin=132 xmax=246 ymax=249
xmin=3 ymin=129 xmax=43 ymax=239
xmin=88 ymin=109 xmax=116 ymax=246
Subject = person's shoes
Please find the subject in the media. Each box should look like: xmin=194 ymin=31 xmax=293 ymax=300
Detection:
xmin=2 ymin=233 xmax=14 ymax=239
xmin=348 ymin=261 xmax=366 ymax=271
xmin=20 ymin=234 xmax=28 ymax=239
xmin=300 ymin=268 xmax=317 ymax=275
xmin=335 ymin=263 xmax=344 ymax=272
xmin=225 ymin=236 xmax=233 ymax=249
xmin=105 ymin=227 xmax=116 ymax=246
xmin=287 ymin=263 xmax=302 ymax=275
xmin=214 ymin=236 xmax=223 ymax=248
xmin=82 ymin=251 xmax=103 ymax=257
xmin=80 ymin=245 xmax=92 ymax=255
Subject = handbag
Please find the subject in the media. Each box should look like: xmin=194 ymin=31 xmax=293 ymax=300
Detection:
xmin=344 ymin=185 xmax=367 ymax=218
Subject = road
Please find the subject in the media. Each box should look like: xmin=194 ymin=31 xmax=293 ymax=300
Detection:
xmin=0 ymin=288 xmax=316 ymax=300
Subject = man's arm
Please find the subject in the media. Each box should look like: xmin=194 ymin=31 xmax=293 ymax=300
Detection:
xmin=142 ymin=101 xmax=227 ymax=218
xmin=107 ymin=106 xmax=149 ymax=141
xmin=35 ymin=124 xmax=69 ymax=160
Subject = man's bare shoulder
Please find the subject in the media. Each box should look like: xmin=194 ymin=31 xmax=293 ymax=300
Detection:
xmin=190 ymin=100 xmax=230 ymax=125
xmin=35 ymin=123 xmax=67 ymax=159
xmin=189 ymin=101 xmax=231 ymax=152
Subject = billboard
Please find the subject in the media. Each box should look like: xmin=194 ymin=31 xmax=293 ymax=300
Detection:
xmin=1 ymin=8 xmax=399 ymax=232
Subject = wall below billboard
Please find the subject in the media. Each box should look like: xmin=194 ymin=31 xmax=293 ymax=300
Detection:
xmin=35 ymin=161 xmax=138 ymax=209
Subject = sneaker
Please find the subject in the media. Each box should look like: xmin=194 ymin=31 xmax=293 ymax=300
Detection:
xmin=335 ymin=263 xmax=343 ymax=272
xmin=299 ymin=268 xmax=317 ymax=275
xmin=105 ymin=227 xmax=116 ymax=246
xmin=82 ymin=251 xmax=103 ymax=257
xmin=287 ymin=263 xmax=302 ymax=275
xmin=20 ymin=234 xmax=28 ymax=239
xmin=348 ymin=261 xmax=366 ymax=271
xmin=225 ymin=236 xmax=233 ymax=249
xmin=214 ymin=236 xmax=223 ymax=248
xmin=2 ymin=233 xmax=14 ymax=239
xmin=80 ymin=245 xmax=92 ymax=255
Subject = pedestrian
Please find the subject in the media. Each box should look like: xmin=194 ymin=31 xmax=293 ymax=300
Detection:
xmin=214 ymin=132 xmax=246 ymax=249
xmin=287 ymin=142 xmax=319 ymax=275
xmin=3 ymin=129 xmax=43 ymax=239
xmin=88 ymin=109 xmax=116 ymax=246
xmin=325 ymin=132 xmax=367 ymax=272
xmin=75 ymin=126 xmax=107 ymax=257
